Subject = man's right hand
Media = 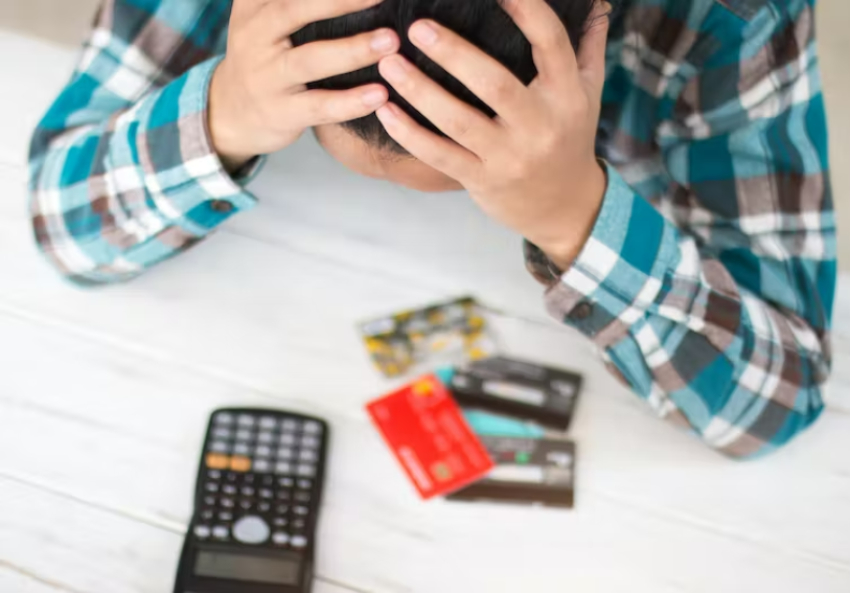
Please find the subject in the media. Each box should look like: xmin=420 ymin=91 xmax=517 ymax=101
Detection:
xmin=209 ymin=0 xmax=398 ymax=171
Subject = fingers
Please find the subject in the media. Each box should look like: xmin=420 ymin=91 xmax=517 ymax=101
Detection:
xmin=287 ymin=85 xmax=389 ymax=128
xmin=576 ymin=1 xmax=612 ymax=97
xmin=499 ymin=0 xmax=577 ymax=84
xmin=255 ymin=0 xmax=386 ymax=42
xmin=283 ymin=29 xmax=399 ymax=84
xmin=375 ymin=103 xmax=480 ymax=181
xmin=407 ymin=20 xmax=534 ymax=126
xmin=378 ymin=55 xmax=499 ymax=154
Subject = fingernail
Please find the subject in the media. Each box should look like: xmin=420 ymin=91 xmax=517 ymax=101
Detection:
xmin=371 ymin=31 xmax=396 ymax=53
xmin=381 ymin=57 xmax=408 ymax=83
xmin=410 ymin=21 xmax=439 ymax=46
xmin=362 ymin=88 xmax=387 ymax=107
xmin=377 ymin=104 xmax=399 ymax=125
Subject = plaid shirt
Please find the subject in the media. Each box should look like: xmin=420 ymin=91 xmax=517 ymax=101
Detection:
xmin=29 ymin=0 xmax=834 ymax=457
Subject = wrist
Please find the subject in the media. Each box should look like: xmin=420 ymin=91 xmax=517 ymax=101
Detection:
xmin=535 ymin=160 xmax=607 ymax=270
xmin=208 ymin=62 xmax=255 ymax=173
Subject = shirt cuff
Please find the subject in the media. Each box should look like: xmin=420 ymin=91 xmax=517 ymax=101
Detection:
xmin=526 ymin=162 xmax=681 ymax=348
xmin=137 ymin=56 xmax=259 ymax=234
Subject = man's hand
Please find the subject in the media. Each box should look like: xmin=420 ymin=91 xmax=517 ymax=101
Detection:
xmin=210 ymin=0 xmax=400 ymax=171
xmin=375 ymin=0 xmax=611 ymax=269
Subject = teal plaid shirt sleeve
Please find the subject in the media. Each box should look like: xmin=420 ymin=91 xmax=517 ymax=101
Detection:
xmin=527 ymin=0 xmax=835 ymax=457
xmin=28 ymin=0 xmax=259 ymax=285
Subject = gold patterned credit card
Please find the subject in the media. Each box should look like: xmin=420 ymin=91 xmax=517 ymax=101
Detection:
xmin=359 ymin=296 xmax=498 ymax=378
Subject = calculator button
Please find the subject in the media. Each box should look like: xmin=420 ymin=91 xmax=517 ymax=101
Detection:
xmin=237 ymin=415 xmax=256 ymax=427
xmin=261 ymin=475 xmax=275 ymax=486
xmin=212 ymin=427 xmax=232 ymax=439
xmin=297 ymin=479 xmax=312 ymax=490
xmin=293 ymin=506 xmax=309 ymax=516
xmin=275 ymin=505 xmax=289 ymax=515
xmin=235 ymin=430 xmax=253 ymax=442
xmin=218 ymin=511 xmax=233 ymax=522
xmin=220 ymin=498 xmax=235 ymax=509
xmin=301 ymin=436 xmax=320 ymax=449
xmin=233 ymin=516 xmax=270 ymax=545
xmin=259 ymin=488 xmax=274 ymax=499
xmin=277 ymin=448 xmax=294 ymax=460
xmin=194 ymin=525 xmax=211 ymax=539
xmin=205 ymin=482 xmax=219 ymax=493
xmin=279 ymin=478 xmax=295 ymax=488
xmin=291 ymin=535 xmax=308 ymax=549
xmin=201 ymin=510 xmax=214 ymax=521
xmin=203 ymin=496 xmax=216 ymax=507
xmin=299 ymin=449 xmax=318 ymax=462
xmin=233 ymin=443 xmax=250 ymax=456
xmin=275 ymin=462 xmax=293 ymax=475
xmin=282 ymin=419 xmax=298 ymax=431
xmin=213 ymin=412 xmax=234 ymax=425
xmin=240 ymin=486 xmax=255 ymax=497
xmin=240 ymin=500 xmax=253 ymax=510
xmin=213 ymin=526 xmax=229 ymax=540
xmin=225 ymin=472 xmax=239 ymax=482
xmin=205 ymin=453 xmax=230 ymax=470
xmin=222 ymin=484 xmax=237 ymax=496
xmin=260 ymin=416 xmax=277 ymax=429
xmin=210 ymin=441 xmax=229 ymax=453
xmin=207 ymin=470 xmax=222 ymax=480
xmin=292 ymin=518 xmax=306 ymax=530
xmin=230 ymin=456 xmax=252 ymax=472
xmin=242 ymin=474 xmax=256 ymax=485
xmin=296 ymin=464 xmax=316 ymax=477
xmin=276 ymin=490 xmax=291 ymax=501
xmin=254 ymin=445 xmax=272 ymax=458
xmin=273 ymin=517 xmax=288 ymax=527
xmin=272 ymin=532 xmax=290 ymax=546
xmin=279 ymin=434 xmax=296 ymax=446
xmin=254 ymin=459 xmax=271 ymax=473
xmin=303 ymin=421 xmax=322 ymax=435
xmin=294 ymin=491 xmax=310 ymax=503
xmin=257 ymin=431 xmax=274 ymax=444
xmin=258 ymin=501 xmax=271 ymax=513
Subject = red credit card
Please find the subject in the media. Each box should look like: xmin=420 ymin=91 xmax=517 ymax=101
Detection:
xmin=367 ymin=375 xmax=495 ymax=499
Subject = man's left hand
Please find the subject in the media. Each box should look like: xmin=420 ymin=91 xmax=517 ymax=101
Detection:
xmin=376 ymin=0 xmax=611 ymax=269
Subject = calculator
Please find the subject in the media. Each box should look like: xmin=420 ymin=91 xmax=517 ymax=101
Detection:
xmin=173 ymin=408 xmax=329 ymax=593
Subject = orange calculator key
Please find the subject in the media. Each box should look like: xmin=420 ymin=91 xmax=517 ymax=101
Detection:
xmin=230 ymin=456 xmax=252 ymax=472
xmin=205 ymin=453 xmax=230 ymax=470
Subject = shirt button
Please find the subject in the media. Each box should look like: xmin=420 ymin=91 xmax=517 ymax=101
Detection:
xmin=210 ymin=200 xmax=234 ymax=214
xmin=571 ymin=302 xmax=594 ymax=321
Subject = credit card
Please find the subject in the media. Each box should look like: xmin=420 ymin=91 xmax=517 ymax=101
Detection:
xmin=447 ymin=436 xmax=576 ymax=508
xmin=366 ymin=375 xmax=495 ymax=499
xmin=448 ymin=356 xmax=583 ymax=431
xmin=359 ymin=296 xmax=498 ymax=378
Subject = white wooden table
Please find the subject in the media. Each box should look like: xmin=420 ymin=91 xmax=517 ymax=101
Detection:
xmin=1 ymin=29 xmax=850 ymax=593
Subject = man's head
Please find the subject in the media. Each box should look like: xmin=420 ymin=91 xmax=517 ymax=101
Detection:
xmin=291 ymin=0 xmax=596 ymax=191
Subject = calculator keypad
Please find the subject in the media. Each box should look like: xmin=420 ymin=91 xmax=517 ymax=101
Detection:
xmin=195 ymin=412 xmax=323 ymax=551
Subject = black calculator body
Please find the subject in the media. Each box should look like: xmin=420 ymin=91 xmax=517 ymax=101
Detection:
xmin=173 ymin=408 xmax=329 ymax=593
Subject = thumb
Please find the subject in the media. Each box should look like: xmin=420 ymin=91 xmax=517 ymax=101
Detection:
xmin=577 ymin=1 xmax=612 ymax=97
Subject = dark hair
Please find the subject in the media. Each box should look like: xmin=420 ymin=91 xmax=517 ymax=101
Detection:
xmin=291 ymin=0 xmax=597 ymax=152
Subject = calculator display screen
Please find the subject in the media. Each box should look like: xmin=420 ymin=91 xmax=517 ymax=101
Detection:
xmin=194 ymin=551 xmax=300 ymax=585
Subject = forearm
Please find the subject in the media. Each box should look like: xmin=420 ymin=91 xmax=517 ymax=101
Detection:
xmin=529 ymin=165 xmax=834 ymax=457
xmin=29 ymin=59 xmax=261 ymax=285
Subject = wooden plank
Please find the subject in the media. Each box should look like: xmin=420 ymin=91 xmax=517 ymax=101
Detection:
xmin=2 ymin=312 xmax=850 ymax=592
xmin=0 ymin=476 xmax=365 ymax=593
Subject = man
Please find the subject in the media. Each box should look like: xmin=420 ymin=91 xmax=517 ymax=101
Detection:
xmin=29 ymin=0 xmax=834 ymax=457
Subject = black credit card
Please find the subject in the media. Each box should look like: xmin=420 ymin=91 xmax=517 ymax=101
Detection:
xmin=447 ymin=436 xmax=575 ymax=508
xmin=448 ymin=356 xmax=582 ymax=431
